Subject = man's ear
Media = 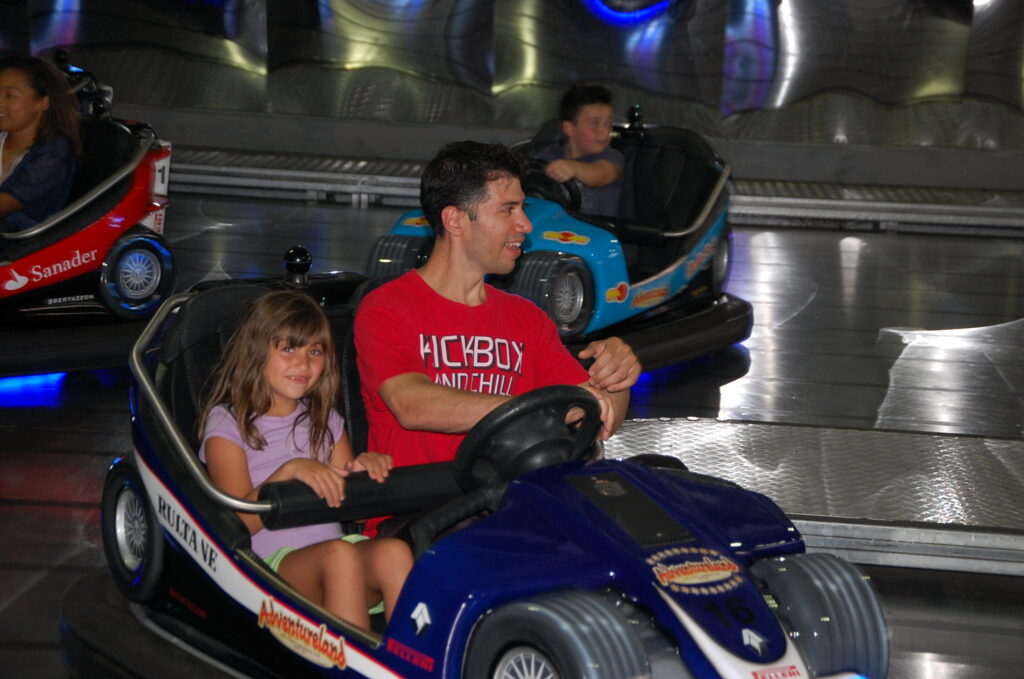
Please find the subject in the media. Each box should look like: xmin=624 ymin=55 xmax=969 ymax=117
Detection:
xmin=440 ymin=205 xmax=466 ymax=238
xmin=561 ymin=119 xmax=575 ymax=139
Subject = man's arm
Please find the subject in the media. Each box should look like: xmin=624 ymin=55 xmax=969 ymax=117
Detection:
xmin=578 ymin=337 xmax=640 ymax=436
xmin=378 ymin=372 xmax=511 ymax=434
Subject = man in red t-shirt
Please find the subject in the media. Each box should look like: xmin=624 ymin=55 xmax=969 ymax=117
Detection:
xmin=355 ymin=141 xmax=640 ymax=468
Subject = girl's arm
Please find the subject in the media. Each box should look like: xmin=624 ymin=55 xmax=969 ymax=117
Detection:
xmin=205 ymin=436 xmax=349 ymax=535
xmin=0 ymin=192 xmax=25 ymax=219
xmin=329 ymin=430 xmax=393 ymax=483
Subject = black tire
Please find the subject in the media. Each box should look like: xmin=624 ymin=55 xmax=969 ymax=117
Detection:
xmin=365 ymin=235 xmax=433 ymax=278
xmin=697 ymin=228 xmax=732 ymax=299
xmin=508 ymin=251 xmax=594 ymax=340
xmin=101 ymin=459 xmax=164 ymax=604
xmin=98 ymin=234 xmax=175 ymax=320
xmin=464 ymin=590 xmax=649 ymax=679
xmin=752 ymin=553 xmax=889 ymax=679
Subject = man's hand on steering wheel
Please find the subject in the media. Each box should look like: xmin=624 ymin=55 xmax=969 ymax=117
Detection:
xmin=569 ymin=383 xmax=616 ymax=441
xmin=578 ymin=337 xmax=641 ymax=393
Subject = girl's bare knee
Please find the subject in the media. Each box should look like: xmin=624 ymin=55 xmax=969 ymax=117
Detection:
xmin=375 ymin=537 xmax=413 ymax=563
xmin=321 ymin=539 xmax=364 ymax=575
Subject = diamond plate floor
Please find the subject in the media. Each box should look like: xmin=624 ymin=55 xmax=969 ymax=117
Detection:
xmin=609 ymin=420 xmax=1024 ymax=530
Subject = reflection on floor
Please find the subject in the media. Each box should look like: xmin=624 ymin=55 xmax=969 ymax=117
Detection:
xmin=1 ymin=194 xmax=1021 ymax=677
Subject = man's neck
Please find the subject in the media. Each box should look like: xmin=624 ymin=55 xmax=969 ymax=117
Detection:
xmin=417 ymin=243 xmax=488 ymax=307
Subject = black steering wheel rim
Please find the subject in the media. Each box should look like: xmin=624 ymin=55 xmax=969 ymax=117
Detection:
xmin=523 ymin=157 xmax=583 ymax=212
xmin=453 ymin=385 xmax=602 ymax=492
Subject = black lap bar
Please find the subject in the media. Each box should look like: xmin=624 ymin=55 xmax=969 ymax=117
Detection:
xmin=258 ymin=462 xmax=463 ymax=529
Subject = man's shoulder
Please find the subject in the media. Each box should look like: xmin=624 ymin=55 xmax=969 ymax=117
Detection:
xmin=486 ymin=283 xmax=560 ymax=329
xmin=360 ymin=270 xmax=421 ymax=308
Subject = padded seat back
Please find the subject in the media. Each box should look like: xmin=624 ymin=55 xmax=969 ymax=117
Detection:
xmin=158 ymin=283 xmax=361 ymax=454
xmin=340 ymin=275 xmax=399 ymax=454
xmin=68 ymin=116 xmax=137 ymax=203
xmin=157 ymin=285 xmax=270 ymax=449
xmin=616 ymin=126 xmax=718 ymax=230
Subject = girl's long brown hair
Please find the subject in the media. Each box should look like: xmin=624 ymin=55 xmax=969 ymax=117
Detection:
xmin=198 ymin=290 xmax=340 ymax=460
xmin=0 ymin=56 xmax=82 ymax=156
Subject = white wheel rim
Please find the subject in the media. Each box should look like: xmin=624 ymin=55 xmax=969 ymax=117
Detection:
xmin=117 ymin=249 xmax=161 ymax=300
xmin=493 ymin=646 xmax=559 ymax=679
xmin=115 ymin=487 xmax=148 ymax=571
xmin=551 ymin=271 xmax=584 ymax=325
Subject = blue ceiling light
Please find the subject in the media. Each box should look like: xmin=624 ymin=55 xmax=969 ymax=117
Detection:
xmin=582 ymin=0 xmax=674 ymax=26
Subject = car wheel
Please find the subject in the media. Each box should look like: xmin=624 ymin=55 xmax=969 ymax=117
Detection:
xmin=509 ymin=251 xmax=594 ymax=340
xmin=465 ymin=590 xmax=649 ymax=679
xmin=366 ymin=235 xmax=433 ymax=278
xmin=700 ymin=228 xmax=732 ymax=299
xmin=99 ymin=234 xmax=175 ymax=320
xmin=101 ymin=459 xmax=164 ymax=603
xmin=752 ymin=553 xmax=889 ymax=679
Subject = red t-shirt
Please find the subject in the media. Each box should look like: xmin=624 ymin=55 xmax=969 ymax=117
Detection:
xmin=355 ymin=270 xmax=589 ymax=467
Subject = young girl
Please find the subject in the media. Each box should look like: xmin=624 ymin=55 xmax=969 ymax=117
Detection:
xmin=198 ymin=290 xmax=413 ymax=631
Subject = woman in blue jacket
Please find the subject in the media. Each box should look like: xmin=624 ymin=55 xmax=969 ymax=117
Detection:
xmin=0 ymin=55 xmax=80 ymax=233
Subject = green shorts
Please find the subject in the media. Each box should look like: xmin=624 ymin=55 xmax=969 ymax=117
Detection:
xmin=264 ymin=535 xmax=383 ymax=615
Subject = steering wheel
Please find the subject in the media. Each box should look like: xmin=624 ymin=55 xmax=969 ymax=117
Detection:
xmin=453 ymin=385 xmax=603 ymax=492
xmin=523 ymin=157 xmax=583 ymax=213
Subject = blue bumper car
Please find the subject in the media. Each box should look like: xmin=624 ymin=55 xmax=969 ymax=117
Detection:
xmin=60 ymin=273 xmax=888 ymax=679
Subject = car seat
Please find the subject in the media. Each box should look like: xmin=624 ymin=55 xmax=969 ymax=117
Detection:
xmin=1 ymin=116 xmax=139 ymax=262
xmin=157 ymin=284 xmax=270 ymax=450
xmin=339 ymin=275 xmax=399 ymax=453
xmin=613 ymin=126 xmax=723 ymax=278
xmin=149 ymin=284 xmax=270 ymax=553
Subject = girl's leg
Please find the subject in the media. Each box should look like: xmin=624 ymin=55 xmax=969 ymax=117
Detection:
xmin=357 ymin=537 xmax=414 ymax=621
xmin=278 ymin=540 xmax=371 ymax=630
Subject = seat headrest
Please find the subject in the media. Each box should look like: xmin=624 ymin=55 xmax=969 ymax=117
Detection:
xmin=69 ymin=116 xmax=136 ymax=202
xmin=158 ymin=284 xmax=271 ymax=446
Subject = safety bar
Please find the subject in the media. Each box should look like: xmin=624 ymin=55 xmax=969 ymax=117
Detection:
xmin=3 ymin=128 xmax=156 ymax=241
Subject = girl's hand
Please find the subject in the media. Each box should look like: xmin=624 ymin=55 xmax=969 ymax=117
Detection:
xmin=278 ymin=458 xmax=349 ymax=507
xmin=347 ymin=452 xmax=393 ymax=483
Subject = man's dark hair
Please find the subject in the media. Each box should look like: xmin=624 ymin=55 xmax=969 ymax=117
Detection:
xmin=559 ymin=84 xmax=614 ymax=123
xmin=420 ymin=140 xmax=525 ymax=237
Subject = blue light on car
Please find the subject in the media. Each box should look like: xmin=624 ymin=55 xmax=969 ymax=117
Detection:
xmin=582 ymin=0 xmax=673 ymax=25
xmin=0 ymin=372 xmax=67 ymax=407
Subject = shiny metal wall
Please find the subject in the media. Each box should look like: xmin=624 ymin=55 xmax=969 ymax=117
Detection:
xmin=19 ymin=0 xmax=1024 ymax=151
xmin=29 ymin=0 xmax=267 ymax=111
xmin=267 ymin=0 xmax=493 ymax=123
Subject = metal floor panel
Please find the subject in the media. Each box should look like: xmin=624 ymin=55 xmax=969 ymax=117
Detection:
xmin=607 ymin=418 xmax=1024 ymax=574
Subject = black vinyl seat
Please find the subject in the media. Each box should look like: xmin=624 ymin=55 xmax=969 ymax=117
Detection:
xmin=157 ymin=284 xmax=271 ymax=449
xmin=157 ymin=284 xmax=363 ymax=452
xmin=611 ymin=126 xmax=723 ymax=278
xmin=68 ymin=116 xmax=137 ymax=203
xmin=340 ymin=275 xmax=399 ymax=453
